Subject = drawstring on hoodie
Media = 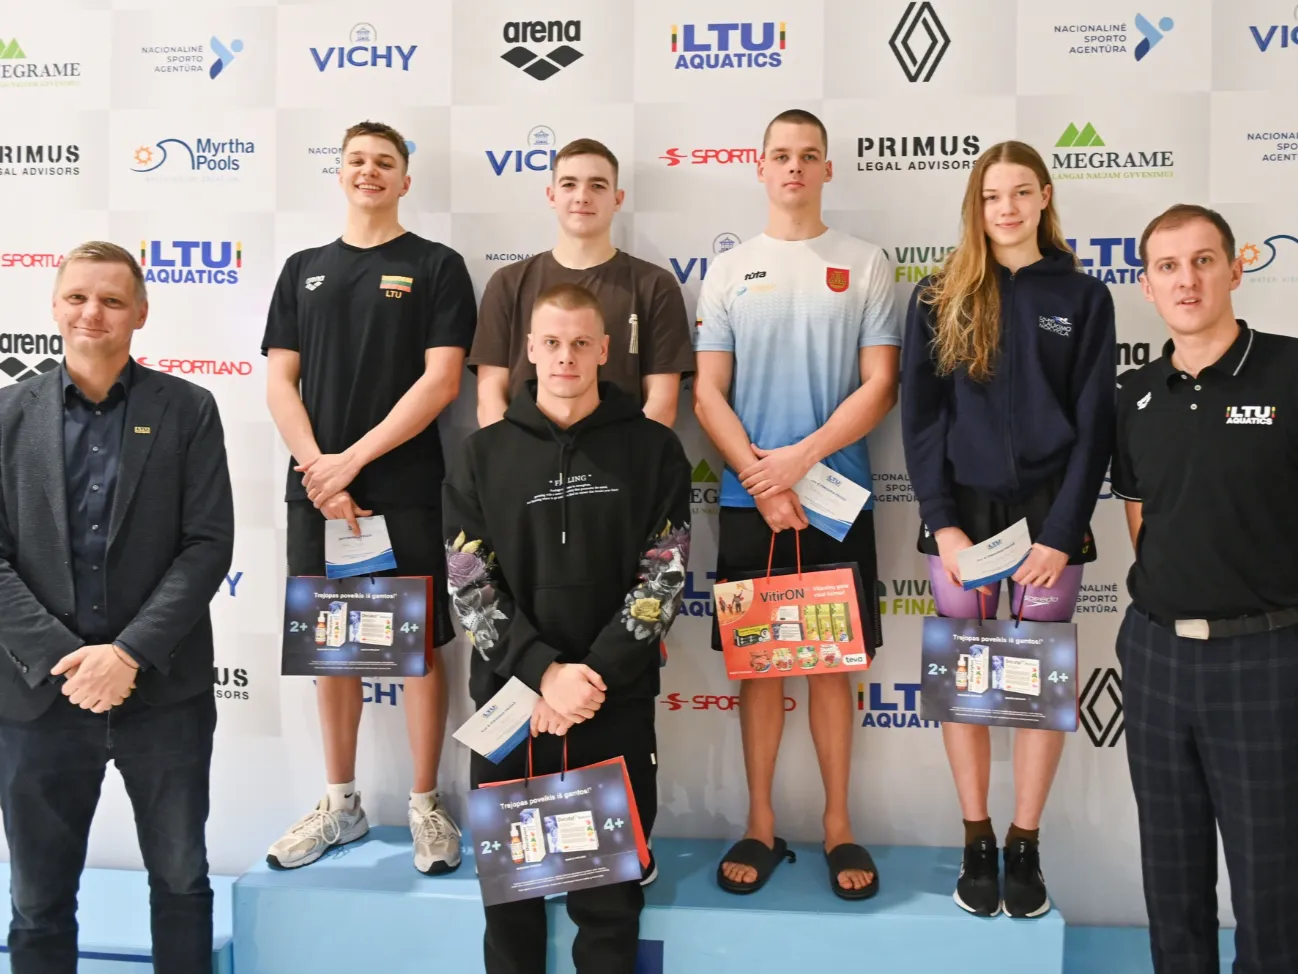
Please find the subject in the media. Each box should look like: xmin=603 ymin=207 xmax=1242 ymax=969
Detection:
xmin=551 ymin=429 xmax=574 ymax=545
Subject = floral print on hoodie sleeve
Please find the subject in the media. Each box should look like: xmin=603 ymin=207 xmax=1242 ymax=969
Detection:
xmin=445 ymin=531 xmax=508 ymax=661
xmin=622 ymin=520 xmax=691 ymax=642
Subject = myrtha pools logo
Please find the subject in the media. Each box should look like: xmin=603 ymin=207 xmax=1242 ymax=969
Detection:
xmin=132 ymin=137 xmax=255 ymax=174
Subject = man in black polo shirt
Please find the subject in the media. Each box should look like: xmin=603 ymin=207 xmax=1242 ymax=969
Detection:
xmin=262 ymin=121 xmax=477 ymax=874
xmin=1113 ymin=203 xmax=1298 ymax=974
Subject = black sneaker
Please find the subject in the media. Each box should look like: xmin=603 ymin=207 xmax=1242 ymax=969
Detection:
xmin=1002 ymin=839 xmax=1051 ymax=918
xmin=954 ymin=837 xmax=1000 ymax=916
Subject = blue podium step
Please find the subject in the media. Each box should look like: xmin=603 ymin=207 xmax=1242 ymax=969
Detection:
xmin=0 ymin=864 xmax=232 ymax=973
xmin=234 ymin=827 xmax=1064 ymax=974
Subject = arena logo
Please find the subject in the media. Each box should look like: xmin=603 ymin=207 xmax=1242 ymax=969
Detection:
xmin=661 ymin=691 xmax=796 ymax=712
xmin=670 ymin=21 xmax=786 ymax=70
xmin=1052 ymin=123 xmax=1173 ymax=180
xmin=139 ymin=36 xmax=244 ymax=79
xmin=0 ymin=36 xmax=81 ymax=88
xmin=871 ymin=470 xmax=916 ymax=503
xmin=487 ymin=125 xmax=557 ymax=176
xmin=310 ymin=23 xmax=417 ymax=72
xmin=878 ymin=578 xmax=935 ymax=616
xmin=1245 ymin=130 xmax=1298 ymax=165
xmin=890 ymin=2 xmax=950 ymax=82
xmin=857 ymin=135 xmax=980 ymax=173
xmin=0 ymin=144 xmax=80 ymax=178
xmin=139 ymin=240 xmax=242 ymax=286
xmin=1239 ymin=234 xmax=1298 ymax=284
xmin=1080 ymin=667 xmax=1124 ymax=747
xmin=1076 ymin=582 xmax=1121 ymax=614
xmin=0 ymin=332 xmax=62 ymax=384
xmin=1 ymin=252 xmax=63 ymax=268
xmin=659 ymin=147 xmax=759 ymax=167
xmin=691 ymin=458 xmax=719 ymax=514
xmin=131 ymin=136 xmax=256 ymax=175
xmin=1116 ymin=342 xmax=1151 ymax=369
xmin=136 ymin=357 xmax=254 ymax=377
xmin=500 ymin=19 xmax=583 ymax=81
xmin=670 ymin=232 xmax=741 ymax=285
xmin=857 ymin=681 xmax=939 ymax=729
xmin=1064 ymin=236 xmax=1144 ymax=284
xmin=681 ymin=570 xmax=716 ymax=618
xmin=885 ymin=244 xmax=954 ymax=284
xmin=213 ymin=665 xmax=250 ymax=701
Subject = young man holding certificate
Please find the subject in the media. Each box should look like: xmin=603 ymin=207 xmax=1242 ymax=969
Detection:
xmin=444 ymin=283 xmax=691 ymax=974
xmin=693 ymin=109 xmax=901 ymax=899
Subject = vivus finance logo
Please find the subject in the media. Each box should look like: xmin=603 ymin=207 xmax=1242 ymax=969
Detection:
xmin=691 ymin=458 xmax=720 ymax=514
xmin=0 ymin=36 xmax=81 ymax=88
xmin=1052 ymin=122 xmax=1173 ymax=181
xmin=885 ymin=244 xmax=954 ymax=284
xmin=877 ymin=578 xmax=936 ymax=616
xmin=857 ymin=681 xmax=939 ymax=729
xmin=0 ymin=332 xmax=62 ymax=384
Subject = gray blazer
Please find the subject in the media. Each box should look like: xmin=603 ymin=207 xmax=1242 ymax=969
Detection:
xmin=0 ymin=363 xmax=234 ymax=721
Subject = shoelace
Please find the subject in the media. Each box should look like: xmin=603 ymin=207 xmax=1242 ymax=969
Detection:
xmin=290 ymin=805 xmax=343 ymax=846
xmin=412 ymin=805 xmax=460 ymax=844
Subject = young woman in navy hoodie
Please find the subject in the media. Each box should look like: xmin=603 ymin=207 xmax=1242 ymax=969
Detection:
xmin=900 ymin=141 xmax=1115 ymax=920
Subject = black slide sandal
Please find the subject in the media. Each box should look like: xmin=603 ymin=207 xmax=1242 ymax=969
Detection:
xmin=825 ymin=843 xmax=880 ymax=901
xmin=716 ymin=837 xmax=796 ymax=894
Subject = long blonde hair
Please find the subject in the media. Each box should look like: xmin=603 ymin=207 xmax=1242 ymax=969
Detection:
xmin=921 ymin=141 xmax=1074 ymax=381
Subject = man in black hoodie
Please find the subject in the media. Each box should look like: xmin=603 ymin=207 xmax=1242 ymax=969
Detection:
xmin=443 ymin=282 xmax=691 ymax=974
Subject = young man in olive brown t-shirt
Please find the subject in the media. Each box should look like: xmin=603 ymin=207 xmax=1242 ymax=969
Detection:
xmin=470 ymin=138 xmax=694 ymax=428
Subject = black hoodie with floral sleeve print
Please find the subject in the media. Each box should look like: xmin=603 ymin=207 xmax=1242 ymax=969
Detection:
xmin=443 ymin=381 xmax=692 ymax=708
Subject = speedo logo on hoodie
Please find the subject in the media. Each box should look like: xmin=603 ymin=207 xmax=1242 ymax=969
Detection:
xmin=1038 ymin=315 xmax=1073 ymax=337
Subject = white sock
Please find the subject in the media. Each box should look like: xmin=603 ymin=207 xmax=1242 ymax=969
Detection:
xmin=327 ymin=781 xmax=356 ymax=809
xmin=410 ymin=789 xmax=437 ymax=806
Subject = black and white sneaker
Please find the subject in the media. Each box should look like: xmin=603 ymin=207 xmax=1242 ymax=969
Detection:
xmin=641 ymin=839 xmax=657 ymax=886
xmin=954 ymin=836 xmax=1000 ymax=917
xmin=1002 ymin=839 xmax=1051 ymax=918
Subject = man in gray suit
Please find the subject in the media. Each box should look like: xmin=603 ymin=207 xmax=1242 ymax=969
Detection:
xmin=0 ymin=241 xmax=234 ymax=974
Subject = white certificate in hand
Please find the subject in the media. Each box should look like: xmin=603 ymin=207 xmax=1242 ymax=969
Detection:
xmin=452 ymin=677 xmax=540 ymax=763
xmin=792 ymin=463 xmax=872 ymax=542
xmin=956 ymin=518 xmax=1032 ymax=591
xmin=324 ymin=515 xmax=398 ymax=579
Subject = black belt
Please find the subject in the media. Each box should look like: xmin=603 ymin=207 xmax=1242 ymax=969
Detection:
xmin=1143 ymin=606 xmax=1298 ymax=640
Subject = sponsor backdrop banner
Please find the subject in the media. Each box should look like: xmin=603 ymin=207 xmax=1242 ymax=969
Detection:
xmin=1 ymin=0 xmax=1291 ymax=928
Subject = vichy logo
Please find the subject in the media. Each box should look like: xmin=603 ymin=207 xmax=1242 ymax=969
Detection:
xmin=0 ymin=36 xmax=81 ymax=87
xmin=138 ymin=239 xmax=242 ymax=286
xmin=132 ymin=137 xmax=255 ymax=174
xmin=0 ymin=144 xmax=80 ymax=178
xmin=890 ymin=2 xmax=950 ymax=82
xmin=310 ymin=24 xmax=417 ymax=72
xmin=1080 ymin=667 xmax=1123 ymax=747
xmin=1038 ymin=315 xmax=1073 ymax=337
xmin=1251 ymin=7 xmax=1298 ymax=51
xmin=1137 ymin=391 xmax=1152 ymax=409
xmin=670 ymin=233 xmax=741 ymax=285
xmin=222 ymin=572 xmax=243 ymax=597
xmin=500 ymin=20 xmax=583 ymax=80
xmin=670 ymin=21 xmax=786 ymax=70
xmin=486 ymin=125 xmax=556 ymax=176
xmin=0 ymin=332 xmax=62 ymax=384
xmin=1225 ymin=405 xmax=1276 ymax=425
xmin=857 ymin=135 xmax=980 ymax=173
xmin=305 ymin=275 xmax=325 ymax=291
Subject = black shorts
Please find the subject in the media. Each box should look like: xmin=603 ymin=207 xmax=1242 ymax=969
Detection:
xmin=915 ymin=479 xmax=1097 ymax=565
xmin=286 ymin=501 xmax=456 ymax=652
xmin=711 ymin=506 xmax=883 ymax=653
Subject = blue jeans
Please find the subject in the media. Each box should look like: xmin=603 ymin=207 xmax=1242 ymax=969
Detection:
xmin=0 ymin=691 xmax=216 ymax=974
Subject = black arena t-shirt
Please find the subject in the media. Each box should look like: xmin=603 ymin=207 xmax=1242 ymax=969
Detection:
xmin=261 ymin=232 xmax=477 ymax=506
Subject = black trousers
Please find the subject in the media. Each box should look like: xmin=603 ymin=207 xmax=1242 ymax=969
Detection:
xmin=470 ymin=698 xmax=657 ymax=974
xmin=1118 ymin=606 xmax=1298 ymax=974
xmin=0 ymin=692 xmax=217 ymax=974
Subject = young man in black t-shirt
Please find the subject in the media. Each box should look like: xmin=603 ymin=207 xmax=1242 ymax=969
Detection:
xmin=261 ymin=121 xmax=477 ymax=873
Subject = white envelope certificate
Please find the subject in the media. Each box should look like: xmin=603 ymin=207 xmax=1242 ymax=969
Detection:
xmin=452 ymin=677 xmax=540 ymax=763
xmin=791 ymin=463 xmax=872 ymax=542
xmin=324 ymin=515 xmax=397 ymax=578
xmin=955 ymin=518 xmax=1032 ymax=591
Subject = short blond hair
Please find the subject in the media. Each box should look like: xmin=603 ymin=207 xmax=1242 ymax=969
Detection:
xmin=54 ymin=241 xmax=147 ymax=305
xmin=531 ymin=282 xmax=605 ymax=332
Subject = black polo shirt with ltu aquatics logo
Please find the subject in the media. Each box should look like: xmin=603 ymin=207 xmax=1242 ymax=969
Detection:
xmin=1112 ymin=321 xmax=1298 ymax=621
xmin=261 ymin=232 xmax=477 ymax=506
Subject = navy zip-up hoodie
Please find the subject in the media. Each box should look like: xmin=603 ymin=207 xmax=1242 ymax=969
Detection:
xmin=900 ymin=249 xmax=1116 ymax=556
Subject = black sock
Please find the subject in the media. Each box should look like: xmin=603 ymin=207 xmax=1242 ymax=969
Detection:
xmin=963 ymin=818 xmax=995 ymax=846
xmin=1006 ymin=823 xmax=1040 ymax=846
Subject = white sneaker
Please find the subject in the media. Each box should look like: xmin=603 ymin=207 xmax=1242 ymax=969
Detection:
xmin=409 ymin=793 xmax=462 ymax=875
xmin=266 ymin=792 xmax=369 ymax=870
